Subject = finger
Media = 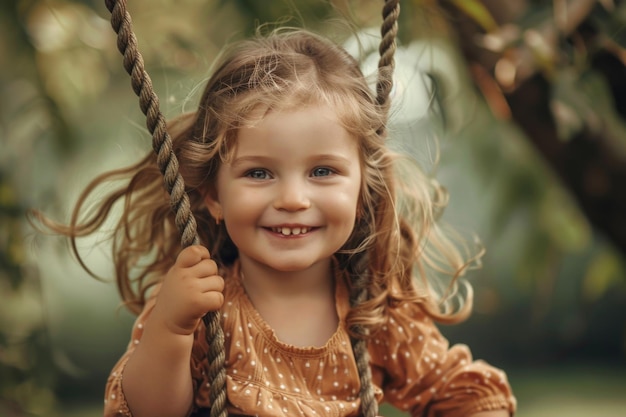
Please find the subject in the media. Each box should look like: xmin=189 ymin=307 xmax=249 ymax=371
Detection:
xmin=203 ymin=291 xmax=225 ymax=311
xmin=189 ymin=258 xmax=219 ymax=278
xmin=177 ymin=245 xmax=211 ymax=268
xmin=197 ymin=274 xmax=225 ymax=294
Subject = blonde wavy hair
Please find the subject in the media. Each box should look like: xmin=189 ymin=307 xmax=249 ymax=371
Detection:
xmin=37 ymin=28 xmax=481 ymax=336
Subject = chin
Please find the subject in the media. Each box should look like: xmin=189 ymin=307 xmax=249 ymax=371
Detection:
xmin=265 ymin=256 xmax=333 ymax=273
xmin=269 ymin=261 xmax=315 ymax=272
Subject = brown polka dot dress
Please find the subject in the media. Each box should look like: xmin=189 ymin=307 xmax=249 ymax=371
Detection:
xmin=105 ymin=261 xmax=516 ymax=417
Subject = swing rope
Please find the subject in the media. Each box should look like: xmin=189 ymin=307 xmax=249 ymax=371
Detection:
xmin=377 ymin=0 xmax=400 ymax=113
xmin=103 ymin=1 xmax=227 ymax=415
xmin=103 ymin=1 xmax=399 ymax=416
xmin=351 ymin=2 xmax=399 ymax=416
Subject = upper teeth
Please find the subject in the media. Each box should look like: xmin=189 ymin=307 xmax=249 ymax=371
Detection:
xmin=273 ymin=227 xmax=309 ymax=236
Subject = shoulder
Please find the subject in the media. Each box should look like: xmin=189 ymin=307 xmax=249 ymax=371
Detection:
xmin=379 ymin=302 xmax=444 ymax=342
xmin=368 ymin=302 xmax=450 ymax=365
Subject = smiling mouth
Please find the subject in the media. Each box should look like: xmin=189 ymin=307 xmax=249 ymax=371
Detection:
xmin=270 ymin=226 xmax=311 ymax=236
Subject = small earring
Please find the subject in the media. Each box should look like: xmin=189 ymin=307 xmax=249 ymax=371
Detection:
xmin=215 ymin=215 xmax=221 ymax=225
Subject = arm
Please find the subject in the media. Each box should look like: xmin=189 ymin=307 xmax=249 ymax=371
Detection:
xmin=122 ymin=246 xmax=224 ymax=417
xmin=122 ymin=320 xmax=195 ymax=417
xmin=368 ymin=305 xmax=516 ymax=417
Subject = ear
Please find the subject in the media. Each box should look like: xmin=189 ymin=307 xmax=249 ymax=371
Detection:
xmin=203 ymin=188 xmax=223 ymax=222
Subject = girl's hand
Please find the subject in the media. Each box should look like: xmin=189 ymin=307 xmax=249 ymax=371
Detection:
xmin=152 ymin=245 xmax=225 ymax=336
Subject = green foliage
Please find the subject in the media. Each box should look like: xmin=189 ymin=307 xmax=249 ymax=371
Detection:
xmin=448 ymin=0 xmax=498 ymax=32
xmin=583 ymin=249 xmax=626 ymax=303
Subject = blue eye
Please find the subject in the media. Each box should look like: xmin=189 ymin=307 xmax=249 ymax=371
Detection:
xmin=312 ymin=167 xmax=332 ymax=177
xmin=246 ymin=169 xmax=270 ymax=179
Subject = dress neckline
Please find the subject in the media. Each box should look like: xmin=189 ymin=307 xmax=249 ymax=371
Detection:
xmin=227 ymin=259 xmax=352 ymax=355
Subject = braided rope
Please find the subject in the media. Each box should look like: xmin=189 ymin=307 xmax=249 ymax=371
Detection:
xmin=376 ymin=0 xmax=400 ymax=112
xmin=351 ymin=2 xmax=400 ymax=416
xmin=103 ymin=1 xmax=227 ymax=416
xmin=350 ymin=258 xmax=378 ymax=417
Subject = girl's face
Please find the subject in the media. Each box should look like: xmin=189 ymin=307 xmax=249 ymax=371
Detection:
xmin=206 ymin=104 xmax=362 ymax=274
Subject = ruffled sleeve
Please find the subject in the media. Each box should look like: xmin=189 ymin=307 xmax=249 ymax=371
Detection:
xmin=102 ymin=284 xmax=215 ymax=417
xmin=103 ymin=290 xmax=158 ymax=417
xmin=369 ymin=302 xmax=516 ymax=417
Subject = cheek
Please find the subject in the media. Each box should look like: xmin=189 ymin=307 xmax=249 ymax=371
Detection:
xmin=327 ymin=189 xmax=361 ymax=223
xmin=219 ymin=189 xmax=266 ymax=222
xmin=222 ymin=190 xmax=261 ymax=211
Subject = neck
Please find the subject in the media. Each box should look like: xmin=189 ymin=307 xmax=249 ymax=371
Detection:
xmin=238 ymin=256 xmax=334 ymax=301
xmin=236 ymin=256 xmax=339 ymax=347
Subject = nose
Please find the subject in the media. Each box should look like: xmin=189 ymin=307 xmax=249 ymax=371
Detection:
xmin=273 ymin=178 xmax=311 ymax=211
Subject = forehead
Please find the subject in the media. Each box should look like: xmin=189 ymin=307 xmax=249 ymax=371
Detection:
xmin=235 ymin=104 xmax=357 ymax=152
xmin=246 ymin=103 xmax=341 ymax=129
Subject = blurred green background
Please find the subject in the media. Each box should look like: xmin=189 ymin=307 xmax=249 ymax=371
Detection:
xmin=2 ymin=0 xmax=626 ymax=416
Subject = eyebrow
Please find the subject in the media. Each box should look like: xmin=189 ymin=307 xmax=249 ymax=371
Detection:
xmin=230 ymin=154 xmax=353 ymax=167
xmin=228 ymin=155 xmax=273 ymax=168
xmin=309 ymin=154 xmax=354 ymax=165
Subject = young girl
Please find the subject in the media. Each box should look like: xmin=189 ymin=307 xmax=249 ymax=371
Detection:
xmin=44 ymin=29 xmax=516 ymax=417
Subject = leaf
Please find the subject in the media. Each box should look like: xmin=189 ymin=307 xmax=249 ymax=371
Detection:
xmin=582 ymin=250 xmax=626 ymax=303
xmin=540 ymin=187 xmax=591 ymax=252
xmin=448 ymin=0 xmax=498 ymax=32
